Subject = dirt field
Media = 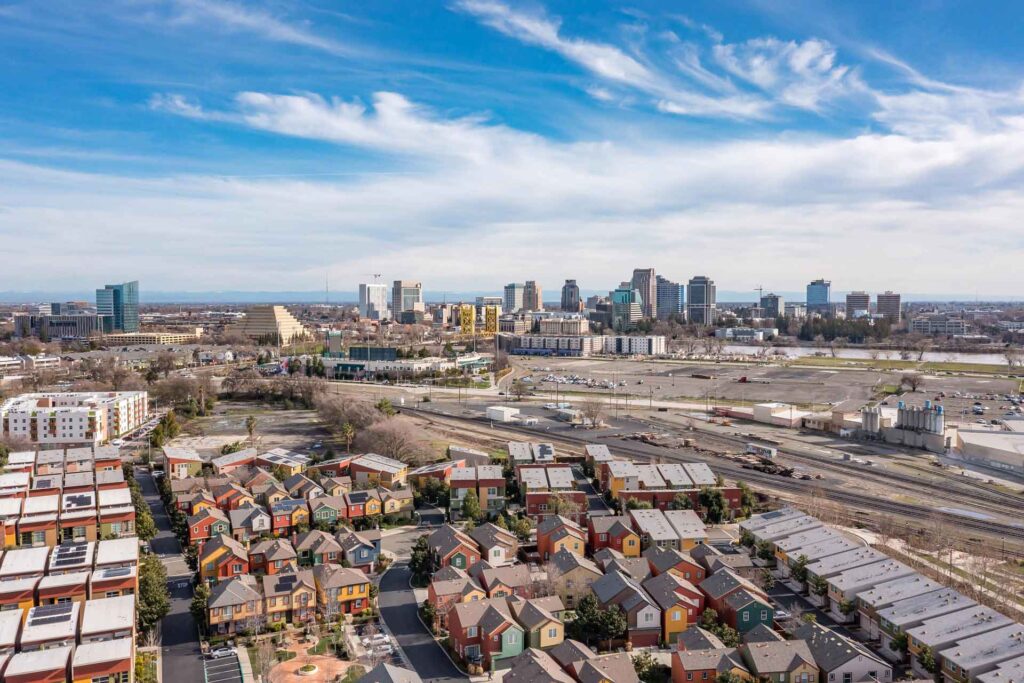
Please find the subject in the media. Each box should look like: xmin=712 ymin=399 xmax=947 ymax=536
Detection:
xmin=174 ymin=401 xmax=339 ymax=461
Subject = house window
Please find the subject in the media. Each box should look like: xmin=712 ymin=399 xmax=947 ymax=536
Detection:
xmin=233 ymin=564 xmax=243 ymax=573
xmin=627 ymin=539 xmax=636 ymax=547
xmin=508 ymin=632 xmax=516 ymax=644
xmin=468 ymin=626 xmax=478 ymax=637
xmin=843 ymin=674 xmax=852 ymax=683
xmin=702 ymin=673 xmax=708 ymax=680
xmin=742 ymin=612 xmax=749 ymax=622
xmin=672 ymin=611 xmax=681 ymax=621
xmin=868 ymin=673 xmax=877 ymax=681
xmin=761 ymin=610 xmax=768 ymax=620
xmin=600 ymin=533 xmax=608 ymax=541
xmin=548 ymin=628 xmax=557 ymax=638
xmin=687 ymin=674 xmax=693 ymax=681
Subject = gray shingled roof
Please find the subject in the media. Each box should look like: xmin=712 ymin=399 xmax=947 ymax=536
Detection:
xmin=502 ymin=648 xmax=576 ymax=683
xmin=741 ymin=640 xmax=817 ymax=674
xmin=792 ymin=621 xmax=886 ymax=672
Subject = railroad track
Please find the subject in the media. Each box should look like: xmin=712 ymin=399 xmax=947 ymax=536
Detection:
xmin=641 ymin=420 xmax=1024 ymax=518
xmin=645 ymin=416 xmax=1024 ymax=512
xmin=406 ymin=406 xmax=1024 ymax=555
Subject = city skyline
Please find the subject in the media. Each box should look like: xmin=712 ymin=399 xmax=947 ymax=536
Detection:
xmin=2 ymin=2 xmax=1024 ymax=294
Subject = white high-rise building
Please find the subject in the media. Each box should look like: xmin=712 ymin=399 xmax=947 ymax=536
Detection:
xmin=359 ymin=283 xmax=390 ymax=320
xmin=504 ymin=283 xmax=525 ymax=313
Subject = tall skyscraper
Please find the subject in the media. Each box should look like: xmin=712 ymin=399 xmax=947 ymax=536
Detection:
xmin=760 ymin=293 xmax=784 ymax=319
xmin=631 ymin=268 xmax=657 ymax=319
xmin=560 ymin=279 xmax=581 ymax=312
xmin=95 ymin=281 xmax=139 ymax=333
xmin=359 ymin=283 xmax=390 ymax=320
xmin=655 ymin=276 xmax=685 ymax=320
xmin=523 ymin=281 xmax=543 ymax=311
xmin=876 ymin=291 xmax=902 ymax=323
xmin=806 ymin=279 xmax=831 ymax=315
xmin=391 ymin=280 xmax=423 ymax=315
xmin=503 ymin=283 xmax=525 ymax=313
xmin=611 ymin=283 xmax=642 ymax=331
xmin=845 ymin=291 xmax=871 ymax=319
xmin=686 ymin=276 xmax=717 ymax=325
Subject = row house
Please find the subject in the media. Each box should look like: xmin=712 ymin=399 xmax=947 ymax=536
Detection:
xmin=380 ymin=487 xmax=414 ymax=515
xmin=262 ymin=570 xmax=317 ymax=626
xmin=699 ymin=569 xmax=773 ymax=634
xmin=792 ymin=621 xmax=892 ymax=683
xmin=448 ymin=597 xmax=525 ymax=671
xmin=469 ymin=523 xmax=519 ymax=565
xmin=825 ymin=560 xmax=915 ymax=624
xmin=344 ymin=489 xmax=382 ymax=519
xmin=349 ymin=453 xmax=408 ymax=488
xmin=91 ymin=565 xmax=139 ymax=598
xmin=212 ymin=483 xmax=255 ymax=511
xmin=588 ymin=515 xmax=641 ymax=558
xmin=312 ymin=563 xmax=371 ymax=617
xmin=307 ymin=455 xmax=357 ymax=479
xmin=248 ymin=538 xmax=298 ymax=575
xmin=310 ymin=495 xmax=347 ymax=527
xmin=71 ymin=637 xmax=135 ymax=683
xmin=591 ymin=569 xmax=662 ymax=647
xmin=546 ymin=549 xmax=603 ymax=610
xmin=208 ymin=575 xmax=263 ymax=635
xmin=321 ymin=476 xmax=352 ymax=497
xmin=470 ymin=562 xmax=533 ymax=599
xmin=536 ymin=516 xmax=585 ymax=562
xmin=644 ymin=546 xmax=705 ymax=583
xmin=294 ymin=529 xmax=342 ymax=566
xmin=162 ymin=446 xmax=203 ymax=479
xmin=199 ymin=534 xmax=250 ymax=583
xmin=427 ymin=566 xmax=486 ymax=629
xmin=672 ymin=647 xmax=752 ymax=683
xmin=739 ymin=640 xmax=819 ymax=683
xmin=229 ymin=504 xmax=271 ymax=543
xmin=210 ymin=447 xmax=257 ymax=475
xmin=338 ymin=529 xmax=381 ymax=573
xmin=256 ymin=449 xmax=311 ymax=478
xmin=875 ymin=589 xmax=974 ymax=661
xmin=188 ymin=506 xmax=230 ymax=549
xmin=450 ymin=466 xmax=506 ymax=520
xmin=938 ymin=624 xmax=1024 ymax=683
xmin=906 ymin=607 xmax=1012 ymax=680
xmin=429 ymin=525 xmax=481 ymax=571
xmin=284 ymin=473 xmax=324 ymax=501
xmin=508 ymin=595 xmax=565 ymax=650
xmin=409 ymin=459 xmax=467 ymax=487
xmin=642 ymin=571 xmax=704 ymax=645
xmin=270 ymin=498 xmax=309 ymax=536
xmin=38 ymin=571 xmax=89 ymax=606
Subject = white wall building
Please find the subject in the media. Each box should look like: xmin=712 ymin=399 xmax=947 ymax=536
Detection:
xmin=359 ymin=283 xmax=390 ymax=320
xmin=1 ymin=391 xmax=148 ymax=447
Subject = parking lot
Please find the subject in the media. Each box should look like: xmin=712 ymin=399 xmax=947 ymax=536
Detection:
xmin=511 ymin=356 xmax=1022 ymax=408
xmin=202 ymin=652 xmax=243 ymax=683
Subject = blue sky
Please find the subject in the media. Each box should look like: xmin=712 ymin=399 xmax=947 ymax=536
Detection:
xmin=2 ymin=0 xmax=1024 ymax=297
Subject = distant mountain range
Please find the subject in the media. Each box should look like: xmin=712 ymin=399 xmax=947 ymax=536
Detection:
xmin=0 ymin=289 xmax=1017 ymax=305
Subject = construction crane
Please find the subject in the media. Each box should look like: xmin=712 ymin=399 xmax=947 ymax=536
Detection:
xmin=362 ymin=273 xmax=382 ymax=282
xmin=755 ymin=285 xmax=764 ymax=302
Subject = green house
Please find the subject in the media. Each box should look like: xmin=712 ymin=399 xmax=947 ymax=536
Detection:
xmin=727 ymin=589 xmax=774 ymax=633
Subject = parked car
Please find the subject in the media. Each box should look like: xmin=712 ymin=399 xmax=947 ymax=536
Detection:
xmin=208 ymin=647 xmax=236 ymax=659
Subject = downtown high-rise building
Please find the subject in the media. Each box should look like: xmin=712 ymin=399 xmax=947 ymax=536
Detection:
xmin=631 ymin=268 xmax=657 ymax=319
xmin=686 ymin=275 xmax=717 ymax=325
xmin=560 ymin=279 xmax=581 ymax=312
xmin=523 ymin=280 xmax=543 ymax=311
xmin=655 ymin=275 xmax=685 ymax=320
xmin=95 ymin=281 xmax=139 ymax=333
xmin=611 ymin=282 xmax=642 ymax=331
xmin=760 ymin=293 xmax=784 ymax=319
xmin=845 ymin=291 xmax=871 ymax=319
xmin=806 ymin=279 xmax=831 ymax=315
xmin=391 ymin=280 xmax=423 ymax=314
xmin=876 ymin=291 xmax=902 ymax=323
xmin=503 ymin=283 xmax=525 ymax=313
xmin=359 ymin=283 xmax=390 ymax=320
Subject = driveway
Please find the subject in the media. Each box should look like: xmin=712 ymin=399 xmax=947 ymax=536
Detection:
xmin=417 ymin=505 xmax=446 ymax=528
xmin=378 ymin=563 xmax=467 ymax=683
xmin=136 ymin=469 xmax=205 ymax=683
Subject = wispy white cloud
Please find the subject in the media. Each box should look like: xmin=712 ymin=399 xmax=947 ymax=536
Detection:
xmin=170 ymin=0 xmax=356 ymax=57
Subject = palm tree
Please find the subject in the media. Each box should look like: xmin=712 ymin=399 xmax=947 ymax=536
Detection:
xmin=245 ymin=415 xmax=258 ymax=450
xmin=340 ymin=422 xmax=355 ymax=453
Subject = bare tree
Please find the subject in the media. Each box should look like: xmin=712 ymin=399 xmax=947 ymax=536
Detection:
xmin=899 ymin=372 xmax=924 ymax=393
xmin=578 ymin=396 xmax=606 ymax=428
xmin=358 ymin=418 xmax=431 ymax=465
xmin=252 ymin=639 xmax=277 ymax=683
xmin=1005 ymin=347 xmax=1022 ymax=370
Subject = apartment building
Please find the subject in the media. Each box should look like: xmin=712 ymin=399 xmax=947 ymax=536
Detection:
xmin=1 ymin=391 xmax=148 ymax=447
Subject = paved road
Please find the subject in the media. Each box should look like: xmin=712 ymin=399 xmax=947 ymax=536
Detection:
xmin=136 ymin=469 xmax=205 ymax=683
xmin=378 ymin=563 xmax=467 ymax=683
xmin=418 ymin=505 xmax=446 ymax=528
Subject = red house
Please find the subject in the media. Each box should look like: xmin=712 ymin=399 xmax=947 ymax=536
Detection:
xmin=198 ymin=535 xmax=250 ymax=583
xmin=588 ymin=515 xmax=641 ymax=556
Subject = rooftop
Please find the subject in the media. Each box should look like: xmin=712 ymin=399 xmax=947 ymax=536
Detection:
xmin=81 ymin=595 xmax=136 ymax=636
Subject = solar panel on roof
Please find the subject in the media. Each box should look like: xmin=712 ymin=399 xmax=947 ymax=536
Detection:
xmin=30 ymin=614 xmax=72 ymax=626
xmin=33 ymin=603 xmax=73 ymax=617
xmin=102 ymin=567 xmax=131 ymax=578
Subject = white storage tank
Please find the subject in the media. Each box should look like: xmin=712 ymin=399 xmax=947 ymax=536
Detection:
xmin=486 ymin=406 xmax=520 ymax=422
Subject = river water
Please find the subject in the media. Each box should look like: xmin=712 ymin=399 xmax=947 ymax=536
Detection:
xmin=722 ymin=345 xmax=1010 ymax=366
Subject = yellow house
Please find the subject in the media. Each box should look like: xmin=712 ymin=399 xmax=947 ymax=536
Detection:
xmin=509 ymin=596 xmax=565 ymax=649
xmin=312 ymin=564 xmax=371 ymax=617
xmin=363 ymin=494 xmax=382 ymax=517
xmin=289 ymin=505 xmax=310 ymax=528
xmin=643 ymin=572 xmax=703 ymax=646
xmin=208 ymin=576 xmax=263 ymax=635
xmin=622 ymin=533 xmax=642 ymax=557
xmin=262 ymin=570 xmax=317 ymax=625
xmin=606 ymin=461 xmax=639 ymax=498
xmin=380 ymin=488 xmax=414 ymax=514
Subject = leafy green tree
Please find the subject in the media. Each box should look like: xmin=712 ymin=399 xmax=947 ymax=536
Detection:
xmin=632 ymin=651 xmax=668 ymax=683
xmin=511 ymin=516 xmax=533 ymax=542
xmin=810 ymin=574 xmax=829 ymax=597
xmin=625 ymin=498 xmax=652 ymax=510
xmin=699 ymin=487 xmax=728 ymax=523
xmin=597 ymin=605 xmax=627 ymax=651
xmin=409 ymin=535 xmax=431 ymax=578
xmin=137 ymin=556 xmax=170 ymax=634
xmin=670 ymin=492 xmax=693 ymax=510
xmin=756 ymin=540 xmax=775 ymax=564
xmin=190 ymin=580 xmax=211 ymax=632
xmin=739 ymin=529 xmax=755 ymax=548
xmin=759 ymin=568 xmax=776 ymax=591
xmin=699 ymin=608 xmax=719 ymax=631
xmin=917 ymin=645 xmax=937 ymax=674
xmin=460 ymin=489 xmax=483 ymax=521
xmin=494 ymin=514 xmax=508 ymax=530
xmin=717 ymin=673 xmax=746 ymax=683
xmin=890 ymin=632 xmax=909 ymax=654
xmin=375 ymin=399 xmax=396 ymax=416
xmin=791 ymin=554 xmax=810 ymax=584
xmin=717 ymin=625 xmax=740 ymax=647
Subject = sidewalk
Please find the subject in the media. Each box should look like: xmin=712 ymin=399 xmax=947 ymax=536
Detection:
xmin=236 ymin=643 xmax=255 ymax=683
